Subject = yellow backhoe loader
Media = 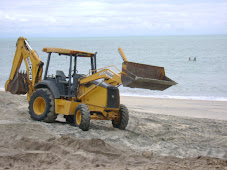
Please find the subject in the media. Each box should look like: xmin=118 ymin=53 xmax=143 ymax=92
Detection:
xmin=5 ymin=37 xmax=176 ymax=131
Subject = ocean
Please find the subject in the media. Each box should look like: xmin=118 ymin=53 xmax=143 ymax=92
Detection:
xmin=0 ymin=35 xmax=227 ymax=101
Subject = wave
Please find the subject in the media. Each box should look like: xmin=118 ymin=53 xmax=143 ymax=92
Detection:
xmin=121 ymin=93 xmax=227 ymax=101
xmin=1 ymin=87 xmax=227 ymax=101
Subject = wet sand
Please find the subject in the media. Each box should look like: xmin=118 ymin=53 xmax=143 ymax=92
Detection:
xmin=121 ymin=96 xmax=227 ymax=120
xmin=0 ymin=91 xmax=226 ymax=169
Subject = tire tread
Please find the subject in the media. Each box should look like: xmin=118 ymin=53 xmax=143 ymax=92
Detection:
xmin=29 ymin=88 xmax=57 ymax=123
xmin=75 ymin=104 xmax=90 ymax=131
xmin=112 ymin=104 xmax=129 ymax=130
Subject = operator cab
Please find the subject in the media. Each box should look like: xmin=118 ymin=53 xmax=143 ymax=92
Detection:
xmin=42 ymin=48 xmax=97 ymax=97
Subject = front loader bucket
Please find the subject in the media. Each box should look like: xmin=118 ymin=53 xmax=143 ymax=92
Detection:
xmin=5 ymin=72 xmax=27 ymax=94
xmin=121 ymin=61 xmax=177 ymax=91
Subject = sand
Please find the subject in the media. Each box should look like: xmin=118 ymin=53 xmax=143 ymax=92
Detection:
xmin=121 ymin=96 xmax=227 ymax=120
xmin=0 ymin=91 xmax=226 ymax=169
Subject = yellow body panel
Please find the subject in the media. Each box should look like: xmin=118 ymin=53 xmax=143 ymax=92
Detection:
xmin=55 ymin=97 xmax=119 ymax=120
xmin=78 ymin=84 xmax=99 ymax=100
xmin=82 ymin=85 xmax=108 ymax=108
xmin=55 ymin=99 xmax=80 ymax=115
xmin=80 ymin=84 xmax=120 ymax=118
xmin=55 ymin=83 xmax=120 ymax=120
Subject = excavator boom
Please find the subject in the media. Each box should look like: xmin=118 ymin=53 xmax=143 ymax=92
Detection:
xmin=5 ymin=37 xmax=43 ymax=100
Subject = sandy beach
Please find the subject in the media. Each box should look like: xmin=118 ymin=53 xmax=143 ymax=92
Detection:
xmin=0 ymin=91 xmax=226 ymax=169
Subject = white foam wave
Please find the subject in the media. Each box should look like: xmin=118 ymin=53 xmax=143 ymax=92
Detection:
xmin=121 ymin=93 xmax=227 ymax=101
xmin=1 ymin=87 xmax=227 ymax=101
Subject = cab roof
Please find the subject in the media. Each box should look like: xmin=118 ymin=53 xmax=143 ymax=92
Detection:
xmin=42 ymin=47 xmax=94 ymax=57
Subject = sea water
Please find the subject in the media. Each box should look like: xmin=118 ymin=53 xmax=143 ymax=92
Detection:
xmin=0 ymin=35 xmax=227 ymax=101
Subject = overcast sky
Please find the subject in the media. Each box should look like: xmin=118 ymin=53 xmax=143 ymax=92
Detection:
xmin=0 ymin=0 xmax=227 ymax=38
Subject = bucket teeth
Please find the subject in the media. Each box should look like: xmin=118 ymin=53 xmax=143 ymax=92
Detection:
xmin=6 ymin=72 xmax=27 ymax=94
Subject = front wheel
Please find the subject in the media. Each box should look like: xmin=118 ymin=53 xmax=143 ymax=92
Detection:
xmin=74 ymin=104 xmax=90 ymax=131
xmin=29 ymin=88 xmax=57 ymax=123
xmin=112 ymin=104 xmax=129 ymax=130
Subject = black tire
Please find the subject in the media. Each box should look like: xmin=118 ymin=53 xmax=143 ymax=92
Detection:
xmin=29 ymin=88 xmax=57 ymax=123
xmin=64 ymin=115 xmax=74 ymax=124
xmin=74 ymin=104 xmax=90 ymax=131
xmin=112 ymin=104 xmax=129 ymax=130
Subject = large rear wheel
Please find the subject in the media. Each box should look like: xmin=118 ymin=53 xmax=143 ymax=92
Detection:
xmin=74 ymin=104 xmax=90 ymax=131
xmin=112 ymin=104 xmax=129 ymax=130
xmin=29 ymin=88 xmax=57 ymax=123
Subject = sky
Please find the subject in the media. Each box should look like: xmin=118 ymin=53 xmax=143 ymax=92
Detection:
xmin=0 ymin=0 xmax=227 ymax=38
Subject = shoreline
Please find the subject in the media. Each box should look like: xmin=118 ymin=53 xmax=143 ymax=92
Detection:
xmin=1 ymin=90 xmax=227 ymax=121
xmin=121 ymin=93 xmax=227 ymax=102
xmin=1 ymin=88 xmax=227 ymax=102
xmin=120 ymin=95 xmax=227 ymax=121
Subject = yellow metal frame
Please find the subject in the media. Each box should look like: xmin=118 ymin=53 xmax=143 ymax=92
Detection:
xmin=85 ymin=65 xmax=121 ymax=77
xmin=55 ymin=98 xmax=120 ymax=120
xmin=42 ymin=47 xmax=94 ymax=57
xmin=118 ymin=48 xmax=128 ymax=62
xmin=80 ymin=68 xmax=121 ymax=86
xmin=55 ymin=99 xmax=80 ymax=115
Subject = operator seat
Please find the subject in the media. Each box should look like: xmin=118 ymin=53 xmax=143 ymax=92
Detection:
xmin=56 ymin=70 xmax=68 ymax=84
xmin=72 ymin=74 xmax=85 ymax=96
xmin=56 ymin=70 xmax=68 ymax=95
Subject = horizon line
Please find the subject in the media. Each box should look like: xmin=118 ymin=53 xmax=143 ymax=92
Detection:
xmin=0 ymin=34 xmax=227 ymax=39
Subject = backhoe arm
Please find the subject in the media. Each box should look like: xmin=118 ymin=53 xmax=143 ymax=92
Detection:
xmin=5 ymin=37 xmax=44 ymax=101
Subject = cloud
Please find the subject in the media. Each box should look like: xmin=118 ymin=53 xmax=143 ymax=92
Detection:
xmin=0 ymin=0 xmax=227 ymax=37
xmin=5 ymin=15 xmax=16 ymax=20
